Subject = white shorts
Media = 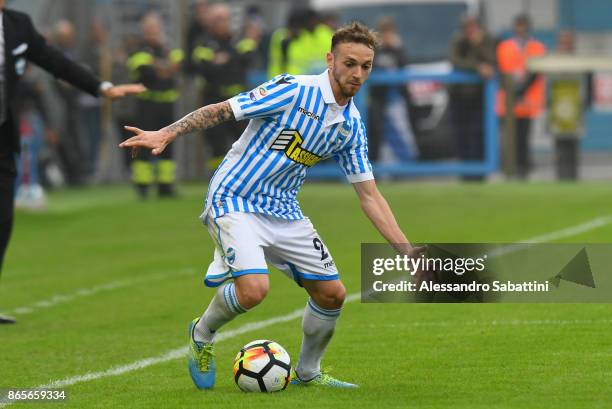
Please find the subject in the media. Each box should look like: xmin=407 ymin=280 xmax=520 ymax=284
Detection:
xmin=203 ymin=211 xmax=339 ymax=287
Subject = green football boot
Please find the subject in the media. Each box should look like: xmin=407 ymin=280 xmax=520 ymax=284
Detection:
xmin=290 ymin=368 xmax=358 ymax=388
xmin=188 ymin=318 xmax=216 ymax=389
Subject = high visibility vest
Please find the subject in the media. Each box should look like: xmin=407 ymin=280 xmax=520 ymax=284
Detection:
xmin=309 ymin=24 xmax=333 ymax=73
xmin=496 ymin=38 xmax=546 ymax=118
xmin=268 ymin=28 xmax=290 ymax=78
xmin=267 ymin=24 xmax=332 ymax=78
xmin=127 ymin=48 xmax=183 ymax=103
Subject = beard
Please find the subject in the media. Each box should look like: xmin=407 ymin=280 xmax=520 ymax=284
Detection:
xmin=331 ymin=67 xmax=359 ymax=98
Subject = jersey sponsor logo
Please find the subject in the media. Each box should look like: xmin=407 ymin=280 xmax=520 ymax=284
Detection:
xmin=298 ymin=106 xmax=321 ymax=122
xmin=258 ymin=86 xmax=267 ymax=97
xmin=270 ymin=129 xmax=322 ymax=167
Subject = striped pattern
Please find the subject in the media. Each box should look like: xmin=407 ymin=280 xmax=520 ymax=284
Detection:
xmin=307 ymin=298 xmax=341 ymax=319
xmin=223 ymin=282 xmax=247 ymax=314
xmin=204 ymin=71 xmax=374 ymax=221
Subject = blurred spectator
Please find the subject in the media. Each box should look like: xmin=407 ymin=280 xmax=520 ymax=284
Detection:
xmin=295 ymin=8 xmax=333 ymax=74
xmin=267 ymin=9 xmax=303 ymax=77
xmin=320 ymin=12 xmax=340 ymax=31
xmin=241 ymin=5 xmax=268 ymax=71
xmin=449 ymin=14 xmax=496 ymax=181
xmin=268 ymin=8 xmax=332 ymax=77
xmin=78 ymin=18 xmax=109 ymax=180
xmin=113 ymin=34 xmax=141 ymax=173
xmin=15 ymin=67 xmax=51 ymax=210
xmin=368 ymin=17 xmax=415 ymax=162
xmin=126 ymin=12 xmax=183 ymax=198
xmin=557 ymin=29 xmax=576 ymax=54
xmin=52 ymin=19 xmax=85 ymax=185
xmin=552 ymin=29 xmax=582 ymax=180
xmin=189 ymin=4 xmax=256 ymax=173
xmin=185 ymin=0 xmax=210 ymax=75
xmin=497 ymin=14 xmax=546 ymax=179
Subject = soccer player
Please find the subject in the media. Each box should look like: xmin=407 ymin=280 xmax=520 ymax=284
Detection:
xmin=120 ymin=21 xmax=424 ymax=389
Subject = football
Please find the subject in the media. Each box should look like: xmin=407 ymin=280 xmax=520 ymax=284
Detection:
xmin=233 ymin=340 xmax=292 ymax=392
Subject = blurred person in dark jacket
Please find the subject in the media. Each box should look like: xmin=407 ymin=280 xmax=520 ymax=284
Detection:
xmin=0 ymin=0 xmax=145 ymax=323
xmin=127 ymin=12 xmax=183 ymax=199
xmin=185 ymin=0 xmax=210 ymax=76
xmin=113 ymin=34 xmax=141 ymax=173
xmin=449 ymin=14 xmax=496 ymax=181
xmin=241 ymin=5 xmax=267 ymax=71
xmin=79 ymin=18 xmax=110 ymax=181
xmin=51 ymin=19 xmax=85 ymax=185
xmin=190 ymin=4 xmax=257 ymax=172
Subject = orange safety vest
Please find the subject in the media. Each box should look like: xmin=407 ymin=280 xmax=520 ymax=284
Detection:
xmin=496 ymin=38 xmax=547 ymax=118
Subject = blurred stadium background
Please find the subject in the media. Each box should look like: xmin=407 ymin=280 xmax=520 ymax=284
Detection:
xmin=8 ymin=0 xmax=612 ymax=208
xmin=3 ymin=1 xmax=612 ymax=407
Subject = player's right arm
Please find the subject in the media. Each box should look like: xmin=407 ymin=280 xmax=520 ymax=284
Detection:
xmin=120 ymin=74 xmax=297 ymax=156
xmin=120 ymin=100 xmax=235 ymax=156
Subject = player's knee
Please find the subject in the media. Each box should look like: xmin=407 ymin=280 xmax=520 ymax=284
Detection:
xmin=331 ymin=283 xmax=346 ymax=308
xmin=235 ymin=276 xmax=269 ymax=309
xmin=314 ymin=282 xmax=346 ymax=310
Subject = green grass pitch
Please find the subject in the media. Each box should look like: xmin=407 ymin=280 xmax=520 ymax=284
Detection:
xmin=1 ymin=182 xmax=611 ymax=408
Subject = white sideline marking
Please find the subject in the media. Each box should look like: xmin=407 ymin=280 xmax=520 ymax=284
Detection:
xmin=1 ymin=216 xmax=610 ymax=407
xmin=36 ymin=306 xmax=309 ymax=389
xmin=489 ymin=216 xmax=612 ymax=257
xmin=522 ymin=216 xmax=612 ymax=243
xmin=0 ymin=268 xmax=195 ymax=317
xmin=367 ymin=318 xmax=612 ymax=328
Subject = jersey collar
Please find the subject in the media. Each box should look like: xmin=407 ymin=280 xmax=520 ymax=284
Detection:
xmin=317 ymin=69 xmax=353 ymax=127
xmin=318 ymin=69 xmax=339 ymax=105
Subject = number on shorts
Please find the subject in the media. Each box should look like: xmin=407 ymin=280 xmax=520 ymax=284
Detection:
xmin=312 ymin=238 xmax=329 ymax=260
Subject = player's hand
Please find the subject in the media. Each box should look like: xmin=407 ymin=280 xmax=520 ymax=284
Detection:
xmin=119 ymin=126 xmax=173 ymax=157
xmin=406 ymin=245 xmax=427 ymax=259
xmin=406 ymin=245 xmax=438 ymax=285
xmin=101 ymin=83 xmax=146 ymax=99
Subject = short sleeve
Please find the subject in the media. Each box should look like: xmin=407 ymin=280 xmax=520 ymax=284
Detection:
xmin=333 ymin=119 xmax=374 ymax=183
xmin=228 ymin=74 xmax=298 ymax=121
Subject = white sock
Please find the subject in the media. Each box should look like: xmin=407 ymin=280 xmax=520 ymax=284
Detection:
xmin=295 ymin=298 xmax=341 ymax=381
xmin=193 ymin=282 xmax=246 ymax=343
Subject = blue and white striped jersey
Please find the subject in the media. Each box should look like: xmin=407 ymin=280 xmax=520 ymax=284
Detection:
xmin=203 ymin=70 xmax=374 ymax=221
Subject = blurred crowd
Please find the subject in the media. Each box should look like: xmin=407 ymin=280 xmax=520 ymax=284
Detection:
xmin=16 ymin=2 xmax=342 ymax=207
xmin=15 ymin=1 xmax=569 ymax=208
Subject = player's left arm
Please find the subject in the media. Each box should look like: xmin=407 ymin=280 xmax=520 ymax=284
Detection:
xmin=353 ymin=179 xmax=425 ymax=257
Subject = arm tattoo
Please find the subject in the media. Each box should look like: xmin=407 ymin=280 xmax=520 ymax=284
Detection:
xmin=163 ymin=101 xmax=235 ymax=138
